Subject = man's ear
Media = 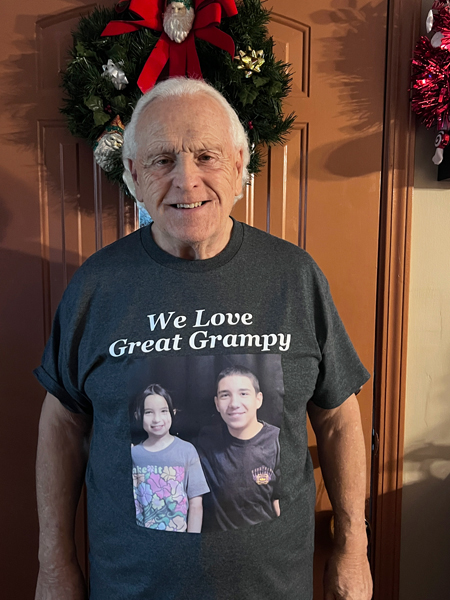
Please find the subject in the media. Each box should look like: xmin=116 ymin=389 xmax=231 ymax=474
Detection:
xmin=234 ymin=148 xmax=244 ymax=196
xmin=128 ymin=159 xmax=138 ymax=183
xmin=256 ymin=392 xmax=263 ymax=410
xmin=214 ymin=396 xmax=219 ymax=412
xmin=128 ymin=158 xmax=145 ymax=206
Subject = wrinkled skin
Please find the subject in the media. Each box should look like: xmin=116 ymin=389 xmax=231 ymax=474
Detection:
xmin=324 ymin=550 xmax=373 ymax=600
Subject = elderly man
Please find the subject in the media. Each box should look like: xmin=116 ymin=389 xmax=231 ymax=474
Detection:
xmin=35 ymin=78 xmax=372 ymax=600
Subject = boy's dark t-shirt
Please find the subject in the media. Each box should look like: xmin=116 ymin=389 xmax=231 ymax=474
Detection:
xmin=198 ymin=421 xmax=281 ymax=531
xmin=34 ymin=221 xmax=370 ymax=600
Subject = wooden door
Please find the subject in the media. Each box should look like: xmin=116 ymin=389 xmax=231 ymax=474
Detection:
xmin=0 ymin=1 xmax=386 ymax=598
xmin=231 ymin=1 xmax=387 ymax=595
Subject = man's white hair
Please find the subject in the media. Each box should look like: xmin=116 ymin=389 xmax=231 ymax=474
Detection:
xmin=122 ymin=77 xmax=250 ymax=206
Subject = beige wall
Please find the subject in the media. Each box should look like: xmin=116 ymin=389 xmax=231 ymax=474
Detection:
xmin=399 ymin=114 xmax=450 ymax=597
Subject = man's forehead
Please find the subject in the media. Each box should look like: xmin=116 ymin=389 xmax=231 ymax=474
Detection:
xmin=137 ymin=93 xmax=228 ymax=131
xmin=218 ymin=375 xmax=254 ymax=390
xmin=135 ymin=95 xmax=232 ymax=152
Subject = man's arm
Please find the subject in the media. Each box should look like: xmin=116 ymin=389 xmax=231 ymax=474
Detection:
xmin=35 ymin=392 xmax=92 ymax=600
xmin=307 ymin=393 xmax=372 ymax=600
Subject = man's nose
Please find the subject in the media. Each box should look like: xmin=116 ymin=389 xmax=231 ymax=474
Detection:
xmin=172 ymin=154 xmax=201 ymax=191
xmin=228 ymin=394 xmax=241 ymax=408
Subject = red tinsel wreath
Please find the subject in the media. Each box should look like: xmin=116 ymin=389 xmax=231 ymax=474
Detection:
xmin=411 ymin=35 xmax=450 ymax=129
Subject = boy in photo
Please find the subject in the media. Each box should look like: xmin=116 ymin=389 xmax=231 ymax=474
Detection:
xmin=197 ymin=365 xmax=281 ymax=532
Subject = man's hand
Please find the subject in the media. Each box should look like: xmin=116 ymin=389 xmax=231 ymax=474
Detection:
xmin=35 ymin=560 xmax=88 ymax=600
xmin=324 ymin=550 xmax=372 ymax=600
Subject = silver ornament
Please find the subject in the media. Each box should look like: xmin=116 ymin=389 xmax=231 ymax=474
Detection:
xmin=431 ymin=31 xmax=443 ymax=48
xmin=102 ymin=59 xmax=129 ymax=90
xmin=94 ymin=131 xmax=124 ymax=172
xmin=426 ymin=9 xmax=434 ymax=33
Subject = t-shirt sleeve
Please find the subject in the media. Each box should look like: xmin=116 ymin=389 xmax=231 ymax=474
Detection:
xmin=185 ymin=445 xmax=210 ymax=499
xmin=33 ymin=273 xmax=94 ymax=415
xmin=272 ymin=431 xmax=282 ymax=500
xmin=309 ymin=263 xmax=370 ymax=409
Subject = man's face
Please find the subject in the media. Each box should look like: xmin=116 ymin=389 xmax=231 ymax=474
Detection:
xmin=130 ymin=93 xmax=243 ymax=255
xmin=215 ymin=375 xmax=263 ymax=436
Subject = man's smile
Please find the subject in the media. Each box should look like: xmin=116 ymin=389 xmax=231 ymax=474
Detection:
xmin=172 ymin=201 xmax=207 ymax=209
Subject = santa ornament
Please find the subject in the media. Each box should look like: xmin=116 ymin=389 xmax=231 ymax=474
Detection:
xmin=411 ymin=1 xmax=450 ymax=175
xmin=163 ymin=0 xmax=195 ymax=43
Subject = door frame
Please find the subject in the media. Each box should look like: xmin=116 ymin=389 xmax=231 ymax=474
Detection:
xmin=371 ymin=0 xmax=421 ymax=597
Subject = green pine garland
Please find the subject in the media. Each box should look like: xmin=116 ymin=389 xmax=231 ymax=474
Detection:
xmin=61 ymin=0 xmax=295 ymax=195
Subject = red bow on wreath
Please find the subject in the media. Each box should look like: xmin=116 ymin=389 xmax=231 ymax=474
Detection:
xmin=101 ymin=0 xmax=238 ymax=92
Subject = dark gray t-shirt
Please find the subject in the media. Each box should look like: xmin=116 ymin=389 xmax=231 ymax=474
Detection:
xmin=34 ymin=220 xmax=369 ymax=600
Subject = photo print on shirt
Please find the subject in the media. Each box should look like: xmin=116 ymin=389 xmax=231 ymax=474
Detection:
xmin=128 ymin=353 xmax=284 ymax=534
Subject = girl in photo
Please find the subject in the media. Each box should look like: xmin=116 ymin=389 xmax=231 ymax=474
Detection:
xmin=131 ymin=384 xmax=209 ymax=533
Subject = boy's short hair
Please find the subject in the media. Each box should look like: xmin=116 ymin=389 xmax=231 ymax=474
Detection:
xmin=216 ymin=365 xmax=261 ymax=394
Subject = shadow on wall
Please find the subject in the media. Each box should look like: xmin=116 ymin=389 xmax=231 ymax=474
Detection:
xmin=1 ymin=2 xmax=96 ymax=150
xmin=310 ymin=0 xmax=386 ymax=135
xmin=0 ymin=1 xmax=127 ymax=222
xmin=304 ymin=0 xmax=387 ymax=180
xmin=303 ymin=133 xmax=384 ymax=180
xmin=0 ymin=160 xmax=84 ymax=599
xmin=400 ymin=441 xmax=450 ymax=599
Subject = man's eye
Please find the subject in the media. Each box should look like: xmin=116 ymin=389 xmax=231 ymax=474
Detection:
xmin=199 ymin=154 xmax=213 ymax=162
xmin=154 ymin=157 xmax=172 ymax=166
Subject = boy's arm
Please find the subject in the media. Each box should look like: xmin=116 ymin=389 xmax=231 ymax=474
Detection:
xmin=272 ymin=499 xmax=280 ymax=517
xmin=187 ymin=496 xmax=203 ymax=533
xmin=35 ymin=393 xmax=92 ymax=600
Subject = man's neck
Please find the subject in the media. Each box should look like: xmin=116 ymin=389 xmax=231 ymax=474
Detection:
xmin=151 ymin=219 xmax=233 ymax=260
xmin=228 ymin=420 xmax=263 ymax=441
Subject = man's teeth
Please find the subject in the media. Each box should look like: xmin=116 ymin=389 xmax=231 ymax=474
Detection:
xmin=176 ymin=202 xmax=203 ymax=209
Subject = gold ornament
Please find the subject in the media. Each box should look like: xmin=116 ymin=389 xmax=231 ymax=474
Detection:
xmin=234 ymin=47 xmax=265 ymax=78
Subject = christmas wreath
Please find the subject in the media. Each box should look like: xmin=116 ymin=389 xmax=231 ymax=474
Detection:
xmin=61 ymin=0 xmax=295 ymax=195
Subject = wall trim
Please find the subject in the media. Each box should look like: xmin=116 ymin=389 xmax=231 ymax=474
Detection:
xmin=372 ymin=0 xmax=421 ymax=597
